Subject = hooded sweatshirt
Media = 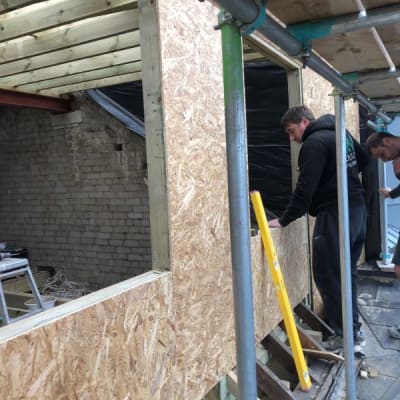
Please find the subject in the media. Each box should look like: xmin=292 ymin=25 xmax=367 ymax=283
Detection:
xmin=279 ymin=114 xmax=368 ymax=227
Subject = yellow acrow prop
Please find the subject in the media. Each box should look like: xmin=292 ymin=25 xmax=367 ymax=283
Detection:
xmin=250 ymin=190 xmax=312 ymax=391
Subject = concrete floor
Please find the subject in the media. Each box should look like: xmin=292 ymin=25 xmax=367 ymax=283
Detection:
xmin=327 ymin=274 xmax=400 ymax=400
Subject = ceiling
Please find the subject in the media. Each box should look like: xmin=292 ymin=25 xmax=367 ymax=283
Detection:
xmin=0 ymin=0 xmax=400 ymax=116
xmin=265 ymin=0 xmax=400 ymax=115
xmin=0 ymin=0 xmax=140 ymax=104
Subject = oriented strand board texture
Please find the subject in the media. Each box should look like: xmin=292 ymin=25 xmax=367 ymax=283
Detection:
xmin=252 ymin=219 xmax=309 ymax=340
xmin=0 ymin=273 xmax=174 ymax=400
xmin=302 ymin=68 xmax=334 ymax=116
xmin=159 ymin=1 xmax=309 ymax=397
xmin=313 ymin=31 xmax=387 ymax=73
xmin=158 ymin=1 xmax=235 ymax=395
xmin=302 ymin=68 xmax=360 ymax=138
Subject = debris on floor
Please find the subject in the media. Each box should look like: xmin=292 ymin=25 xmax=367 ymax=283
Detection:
xmin=40 ymin=271 xmax=92 ymax=299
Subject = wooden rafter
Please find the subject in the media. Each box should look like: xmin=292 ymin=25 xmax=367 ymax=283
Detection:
xmin=41 ymin=72 xmax=143 ymax=97
xmin=0 ymin=48 xmax=141 ymax=87
xmin=0 ymin=1 xmax=42 ymax=13
xmin=19 ymin=62 xmax=142 ymax=92
xmin=0 ymin=31 xmax=140 ymax=78
xmin=0 ymin=0 xmax=137 ymax=41
xmin=0 ymin=2 xmax=142 ymax=99
xmin=0 ymin=10 xmax=139 ymax=63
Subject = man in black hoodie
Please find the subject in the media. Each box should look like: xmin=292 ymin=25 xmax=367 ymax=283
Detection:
xmin=269 ymin=106 xmax=368 ymax=352
xmin=366 ymin=132 xmax=400 ymax=340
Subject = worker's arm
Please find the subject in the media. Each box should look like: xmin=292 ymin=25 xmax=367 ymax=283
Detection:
xmin=389 ymin=185 xmax=400 ymax=198
xmin=379 ymin=184 xmax=400 ymax=199
xmin=279 ymin=139 xmax=327 ymax=227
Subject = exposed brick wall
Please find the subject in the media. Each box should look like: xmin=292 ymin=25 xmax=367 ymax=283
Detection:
xmin=0 ymin=94 xmax=151 ymax=288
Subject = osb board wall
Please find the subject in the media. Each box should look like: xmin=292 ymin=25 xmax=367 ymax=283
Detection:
xmin=159 ymin=0 xmax=309 ymax=397
xmin=0 ymin=272 xmax=175 ymax=400
xmin=157 ymin=0 xmax=234 ymax=393
xmin=302 ymin=67 xmax=360 ymax=139
xmin=0 ymin=2 xmax=310 ymax=399
xmin=252 ymin=219 xmax=309 ymax=339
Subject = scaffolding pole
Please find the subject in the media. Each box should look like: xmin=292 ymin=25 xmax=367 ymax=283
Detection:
xmin=219 ymin=11 xmax=258 ymax=400
xmin=335 ymin=93 xmax=357 ymax=400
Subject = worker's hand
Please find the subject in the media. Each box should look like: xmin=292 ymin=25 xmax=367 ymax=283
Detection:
xmin=378 ymin=187 xmax=392 ymax=198
xmin=394 ymin=264 xmax=400 ymax=280
xmin=269 ymin=218 xmax=281 ymax=228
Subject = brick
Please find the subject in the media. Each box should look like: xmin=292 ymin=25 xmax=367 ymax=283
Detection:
xmin=0 ymin=99 xmax=152 ymax=287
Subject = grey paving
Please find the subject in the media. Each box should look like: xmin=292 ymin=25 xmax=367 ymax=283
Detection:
xmin=326 ymin=276 xmax=400 ymax=400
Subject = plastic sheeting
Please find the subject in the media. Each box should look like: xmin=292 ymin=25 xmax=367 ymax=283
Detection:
xmin=245 ymin=61 xmax=291 ymax=218
xmin=88 ymin=88 xmax=145 ymax=136
xmin=100 ymin=81 xmax=144 ymax=121
xmin=92 ymin=64 xmax=292 ymax=218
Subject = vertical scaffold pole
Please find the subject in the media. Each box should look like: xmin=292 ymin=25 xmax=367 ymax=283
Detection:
xmin=219 ymin=11 xmax=258 ymax=400
xmin=335 ymin=93 xmax=357 ymax=400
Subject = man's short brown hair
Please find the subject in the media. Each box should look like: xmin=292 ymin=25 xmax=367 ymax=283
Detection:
xmin=365 ymin=132 xmax=396 ymax=155
xmin=280 ymin=105 xmax=315 ymax=131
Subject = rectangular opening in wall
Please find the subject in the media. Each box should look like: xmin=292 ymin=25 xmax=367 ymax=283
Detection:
xmin=244 ymin=59 xmax=292 ymax=221
xmin=0 ymin=80 xmax=153 ymax=325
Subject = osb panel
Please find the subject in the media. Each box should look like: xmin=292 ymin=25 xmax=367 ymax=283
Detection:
xmin=158 ymin=0 xmax=234 ymax=396
xmin=302 ymin=67 xmax=360 ymax=137
xmin=0 ymin=272 xmax=175 ymax=400
xmin=376 ymin=23 xmax=400 ymax=66
xmin=252 ymin=218 xmax=309 ymax=341
xmin=158 ymin=1 xmax=309 ymax=398
xmin=302 ymin=68 xmax=334 ymax=117
xmin=267 ymin=0 xmax=359 ymax=24
xmin=361 ymin=78 xmax=400 ymax=99
xmin=313 ymin=31 xmax=387 ymax=73
xmin=345 ymin=99 xmax=360 ymax=141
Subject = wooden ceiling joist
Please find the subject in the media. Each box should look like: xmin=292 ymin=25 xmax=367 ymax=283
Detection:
xmin=41 ymin=72 xmax=143 ymax=97
xmin=0 ymin=0 xmax=138 ymax=42
xmin=20 ymin=62 xmax=142 ymax=92
xmin=0 ymin=31 xmax=140 ymax=78
xmin=0 ymin=47 xmax=141 ymax=87
xmin=0 ymin=1 xmax=42 ymax=14
xmin=0 ymin=10 xmax=139 ymax=63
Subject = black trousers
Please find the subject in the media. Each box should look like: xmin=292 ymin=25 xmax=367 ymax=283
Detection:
xmin=312 ymin=203 xmax=367 ymax=337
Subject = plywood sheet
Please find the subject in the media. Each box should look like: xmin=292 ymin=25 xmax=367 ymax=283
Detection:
xmin=157 ymin=0 xmax=310 ymax=397
xmin=266 ymin=0 xmax=400 ymax=114
xmin=313 ymin=31 xmax=387 ymax=73
xmin=158 ymin=0 xmax=235 ymax=396
xmin=0 ymin=272 xmax=175 ymax=400
xmin=252 ymin=218 xmax=310 ymax=340
xmin=267 ymin=0 xmax=398 ymax=25
xmin=267 ymin=0 xmax=357 ymax=24
xmin=376 ymin=23 xmax=400 ymax=66
xmin=361 ymin=79 xmax=400 ymax=99
xmin=302 ymin=66 xmax=360 ymax=138
xmin=302 ymin=68 xmax=334 ymax=116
